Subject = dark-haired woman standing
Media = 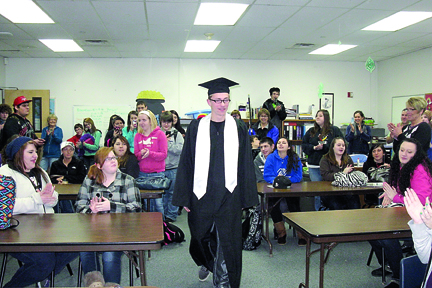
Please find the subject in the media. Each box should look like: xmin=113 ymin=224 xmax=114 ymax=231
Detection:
xmin=345 ymin=110 xmax=371 ymax=155
xmin=302 ymin=109 xmax=343 ymax=210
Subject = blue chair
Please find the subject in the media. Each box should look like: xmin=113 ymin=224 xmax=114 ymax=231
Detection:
xmin=400 ymin=255 xmax=427 ymax=288
xmin=349 ymin=154 xmax=367 ymax=163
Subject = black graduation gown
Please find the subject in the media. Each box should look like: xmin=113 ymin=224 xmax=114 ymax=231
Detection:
xmin=172 ymin=118 xmax=258 ymax=288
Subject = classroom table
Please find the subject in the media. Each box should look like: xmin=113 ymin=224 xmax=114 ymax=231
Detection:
xmin=257 ymin=181 xmax=384 ymax=256
xmin=283 ymin=207 xmax=411 ymax=288
xmin=0 ymin=213 xmax=164 ymax=286
xmin=55 ymin=184 xmax=164 ymax=212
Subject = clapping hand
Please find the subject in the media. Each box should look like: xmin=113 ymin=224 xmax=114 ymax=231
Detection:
xmin=379 ymin=182 xmax=397 ymax=206
xmin=89 ymin=196 xmax=110 ymax=213
xmin=40 ymin=183 xmax=56 ymax=205
xmin=343 ymin=164 xmax=353 ymax=174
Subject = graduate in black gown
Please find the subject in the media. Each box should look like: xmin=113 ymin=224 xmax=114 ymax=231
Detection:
xmin=173 ymin=77 xmax=258 ymax=288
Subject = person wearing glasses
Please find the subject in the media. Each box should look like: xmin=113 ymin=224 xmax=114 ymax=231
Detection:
xmin=249 ymin=108 xmax=279 ymax=145
xmin=76 ymin=147 xmax=141 ymax=285
xmin=173 ymin=77 xmax=258 ymax=288
xmin=388 ymin=97 xmax=431 ymax=154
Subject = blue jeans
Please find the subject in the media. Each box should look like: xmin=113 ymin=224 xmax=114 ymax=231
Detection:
xmin=369 ymin=239 xmax=403 ymax=279
xmin=80 ymin=252 xmax=123 ymax=284
xmin=163 ymin=168 xmax=178 ymax=221
xmin=138 ymin=171 xmax=164 ymax=216
xmin=5 ymin=252 xmax=78 ymax=287
xmin=54 ymin=200 xmax=76 ymax=213
xmin=308 ymin=167 xmax=323 ymax=211
xmin=40 ymin=157 xmax=59 ymax=171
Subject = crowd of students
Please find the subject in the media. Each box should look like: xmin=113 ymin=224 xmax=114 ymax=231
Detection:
xmin=3 ymin=90 xmax=432 ymax=287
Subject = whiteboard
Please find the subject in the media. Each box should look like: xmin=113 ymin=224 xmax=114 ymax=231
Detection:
xmin=391 ymin=94 xmax=423 ymax=124
xmin=73 ymin=105 xmax=134 ymax=134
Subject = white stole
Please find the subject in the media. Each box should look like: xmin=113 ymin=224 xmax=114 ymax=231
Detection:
xmin=193 ymin=113 xmax=238 ymax=200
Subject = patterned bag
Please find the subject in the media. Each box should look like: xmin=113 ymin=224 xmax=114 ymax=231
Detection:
xmin=331 ymin=171 xmax=368 ymax=187
xmin=0 ymin=175 xmax=19 ymax=230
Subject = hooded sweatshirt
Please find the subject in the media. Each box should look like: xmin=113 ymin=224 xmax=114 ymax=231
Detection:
xmin=134 ymin=126 xmax=168 ymax=173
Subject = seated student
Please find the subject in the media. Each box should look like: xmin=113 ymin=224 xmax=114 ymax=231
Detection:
xmin=250 ymin=135 xmax=260 ymax=160
xmin=362 ymin=143 xmax=390 ymax=205
xmin=250 ymin=108 xmax=279 ymax=144
xmin=370 ymin=138 xmax=432 ymax=287
xmin=104 ymin=116 xmax=125 ymax=147
xmin=254 ymin=137 xmax=274 ymax=183
xmin=50 ymin=141 xmax=86 ymax=213
xmin=319 ymin=137 xmax=360 ymax=210
xmin=263 ymin=137 xmax=302 ymax=245
xmin=159 ymin=111 xmax=184 ymax=222
xmin=111 ymin=135 xmax=139 ymax=179
xmin=76 ymin=147 xmax=141 ymax=285
xmin=67 ymin=123 xmax=84 ymax=158
xmin=0 ymin=137 xmax=77 ymax=288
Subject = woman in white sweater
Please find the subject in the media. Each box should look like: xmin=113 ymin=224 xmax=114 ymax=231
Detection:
xmin=0 ymin=136 xmax=77 ymax=288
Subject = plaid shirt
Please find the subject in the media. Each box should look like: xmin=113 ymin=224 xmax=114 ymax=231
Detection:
xmin=76 ymin=170 xmax=141 ymax=213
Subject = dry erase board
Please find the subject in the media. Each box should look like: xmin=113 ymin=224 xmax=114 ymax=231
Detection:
xmin=73 ymin=105 xmax=133 ymax=133
xmin=391 ymin=94 xmax=423 ymax=124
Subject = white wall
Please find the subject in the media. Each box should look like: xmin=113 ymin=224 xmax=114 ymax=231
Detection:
xmin=378 ymin=47 xmax=432 ymax=128
xmin=5 ymin=57 xmax=376 ymax=139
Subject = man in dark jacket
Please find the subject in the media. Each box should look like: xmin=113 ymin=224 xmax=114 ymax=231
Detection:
xmin=50 ymin=141 xmax=86 ymax=213
xmin=0 ymin=96 xmax=45 ymax=150
xmin=262 ymin=87 xmax=287 ymax=130
xmin=173 ymin=77 xmax=258 ymax=288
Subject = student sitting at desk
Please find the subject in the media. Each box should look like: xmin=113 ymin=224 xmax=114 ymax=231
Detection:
xmin=0 ymin=136 xmax=77 ymax=288
xmin=263 ymin=137 xmax=303 ymax=245
xmin=76 ymin=147 xmax=141 ymax=285
xmin=319 ymin=137 xmax=360 ymax=210
xmin=111 ymin=135 xmax=139 ymax=179
xmin=370 ymin=138 xmax=432 ymax=287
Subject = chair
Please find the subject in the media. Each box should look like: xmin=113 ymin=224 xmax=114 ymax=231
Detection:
xmin=400 ymin=255 xmax=427 ymax=288
xmin=349 ymin=154 xmax=367 ymax=164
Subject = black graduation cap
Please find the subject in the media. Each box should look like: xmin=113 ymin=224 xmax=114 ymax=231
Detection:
xmin=198 ymin=77 xmax=239 ymax=96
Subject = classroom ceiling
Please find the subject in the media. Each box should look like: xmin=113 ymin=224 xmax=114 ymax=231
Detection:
xmin=0 ymin=0 xmax=431 ymax=62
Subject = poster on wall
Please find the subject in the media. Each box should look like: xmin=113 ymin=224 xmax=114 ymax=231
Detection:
xmin=319 ymin=93 xmax=334 ymax=124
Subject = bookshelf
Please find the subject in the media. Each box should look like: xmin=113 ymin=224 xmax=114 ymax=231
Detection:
xmin=282 ymin=119 xmax=315 ymax=157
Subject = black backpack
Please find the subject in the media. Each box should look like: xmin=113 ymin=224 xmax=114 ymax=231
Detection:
xmin=163 ymin=221 xmax=185 ymax=245
xmin=242 ymin=204 xmax=262 ymax=250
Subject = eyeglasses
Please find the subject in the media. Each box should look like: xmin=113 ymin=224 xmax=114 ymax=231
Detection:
xmin=209 ymin=99 xmax=231 ymax=104
xmin=105 ymin=156 xmax=118 ymax=162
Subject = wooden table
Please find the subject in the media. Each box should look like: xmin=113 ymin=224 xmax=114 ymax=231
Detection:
xmin=0 ymin=213 xmax=164 ymax=286
xmin=257 ymin=181 xmax=384 ymax=256
xmin=55 ymin=184 xmax=164 ymax=212
xmin=283 ymin=207 xmax=412 ymax=288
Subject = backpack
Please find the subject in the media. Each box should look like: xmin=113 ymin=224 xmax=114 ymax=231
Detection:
xmin=163 ymin=221 xmax=185 ymax=245
xmin=242 ymin=204 xmax=262 ymax=250
xmin=0 ymin=175 xmax=19 ymax=230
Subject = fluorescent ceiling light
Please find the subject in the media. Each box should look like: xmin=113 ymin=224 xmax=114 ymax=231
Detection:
xmin=39 ymin=39 xmax=83 ymax=52
xmin=309 ymin=44 xmax=357 ymax=55
xmin=362 ymin=11 xmax=432 ymax=31
xmin=184 ymin=40 xmax=220 ymax=52
xmin=0 ymin=0 xmax=54 ymax=23
xmin=194 ymin=3 xmax=248 ymax=25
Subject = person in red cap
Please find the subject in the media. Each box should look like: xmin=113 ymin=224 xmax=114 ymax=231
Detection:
xmin=0 ymin=96 xmax=45 ymax=150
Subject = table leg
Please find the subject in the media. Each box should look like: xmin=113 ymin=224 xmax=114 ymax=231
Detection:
xmin=146 ymin=199 xmax=152 ymax=258
xmin=319 ymin=243 xmax=325 ymax=288
xmin=261 ymin=194 xmax=273 ymax=256
xmin=138 ymin=250 xmax=147 ymax=286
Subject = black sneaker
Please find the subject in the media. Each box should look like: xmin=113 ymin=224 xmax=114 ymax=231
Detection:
xmin=371 ymin=267 xmax=392 ymax=277
xmin=198 ymin=266 xmax=210 ymax=281
xmin=384 ymin=280 xmax=399 ymax=288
